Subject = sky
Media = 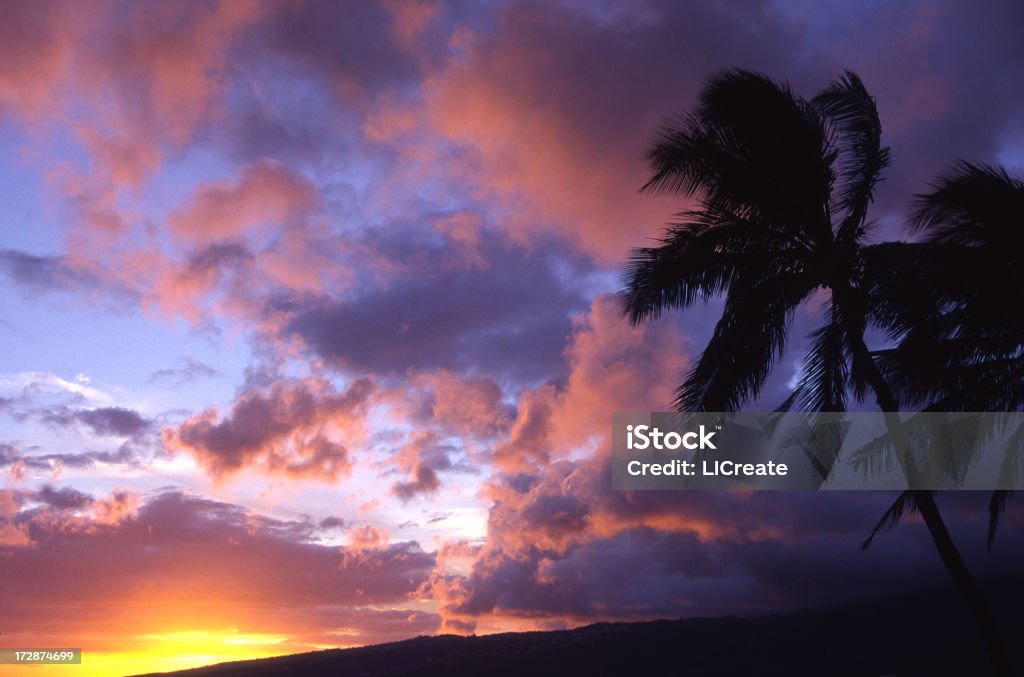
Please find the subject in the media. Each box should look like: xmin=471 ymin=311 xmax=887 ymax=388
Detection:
xmin=1 ymin=0 xmax=1023 ymax=674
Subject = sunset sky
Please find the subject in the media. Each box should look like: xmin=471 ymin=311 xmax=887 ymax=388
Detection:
xmin=1 ymin=1 xmax=1024 ymax=675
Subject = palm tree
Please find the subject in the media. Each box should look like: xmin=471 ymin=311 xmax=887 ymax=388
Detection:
xmin=871 ymin=162 xmax=1024 ymax=546
xmin=620 ymin=70 xmax=1010 ymax=675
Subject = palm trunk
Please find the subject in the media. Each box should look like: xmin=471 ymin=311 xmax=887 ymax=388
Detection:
xmin=845 ymin=323 xmax=1012 ymax=677
xmin=912 ymin=491 xmax=1012 ymax=677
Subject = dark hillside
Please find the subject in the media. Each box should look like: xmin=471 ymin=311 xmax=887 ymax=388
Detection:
xmin=137 ymin=582 xmax=1024 ymax=677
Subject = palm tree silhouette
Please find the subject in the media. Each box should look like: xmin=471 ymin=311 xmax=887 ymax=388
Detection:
xmin=875 ymin=162 xmax=1024 ymax=412
xmin=873 ymin=162 xmax=1024 ymax=546
xmin=620 ymin=70 xmax=1010 ymax=675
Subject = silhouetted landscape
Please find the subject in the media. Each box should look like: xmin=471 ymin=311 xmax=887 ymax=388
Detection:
xmin=137 ymin=581 xmax=1024 ymax=677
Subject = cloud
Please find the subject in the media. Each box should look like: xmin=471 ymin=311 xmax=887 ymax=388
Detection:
xmin=0 ymin=1 xmax=83 ymax=122
xmin=4 ymin=0 xmax=1022 ymax=339
xmin=33 ymin=485 xmax=94 ymax=510
xmin=401 ymin=370 xmax=515 ymax=440
xmin=381 ymin=425 xmax=480 ymax=502
xmin=41 ymin=406 xmax=151 ymax=438
xmin=346 ymin=523 xmax=391 ymax=551
xmin=263 ymin=0 xmax=423 ymax=100
xmin=0 ymin=249 xmax=113 ymax=297
xmin=1 ymin=489 xmax=438 ymax=654
xmin=1 ymin=486 xmax=140 ymax=547
xmin=163 ymin=377 xmax=374 ymax=480
xmin=318 ymin=515 xmax=347 ymax=531
xmin=149 ymin=358 xmax=222 ymax=386
xmin=434 ymin=460 xmax=1024 ymax=630
xmin=214 ymin=0 xmax=426 ymax=168
xmin=492 ymin=292 xmax=689 ymax=471
xmin=788 ymin=0 xmax=1024 ymax=214
xmin=169 ymin=159 xmax=320 ymax=245
xmin=392 ymin=463 xmax=442 ymax=502
xmin=0 ymin=0 xmax=268 ymax=163
xmin=0 ymin=487 xmax=31 ymax=546
xmin=418 ymin=293 xmax=1024 ymax=631
xmin=0 ymin=388 xmax=156 ymax=478
xmin=418 ymin=290 xmax=689 ymax=627
xmin=0 ymin=445 xmax=142 ymax=475
xmin=287 ymin=239 xmax=591 ymax=384
xmin=0 ymin=371 xmax=113 ymax=407
xmin=143 ymin=243 xmax=254 ymax=323
xmin=365 ymin=0 xmax=813 ymax=264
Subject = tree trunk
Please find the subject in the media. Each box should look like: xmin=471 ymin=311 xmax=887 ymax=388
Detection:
xmin=913 ymin=490 xmax=1013 ymax=677
xmin=843 ymin=317 xmax=1012 ymax=676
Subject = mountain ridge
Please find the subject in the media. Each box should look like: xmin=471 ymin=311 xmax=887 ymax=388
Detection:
xmin=134 ymin=582 xmax=1024 ymax=676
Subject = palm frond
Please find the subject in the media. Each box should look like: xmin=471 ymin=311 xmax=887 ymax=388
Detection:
xmin=862 ymin=241 xmax=964 ymax=339
xmin=861 ymin=490 xmax=918 ymax=550
xmin=988 ymin=490 xmax=1013 ymax=550
xmin=676 ymin=270 xmax=815 ymax=411
xmin=620 ymin=209 xmax=770 ymax=324
xmin=644 ymin=69 xmax=833 ymax=243
xmin=813 ymin=71 xmax=890 ymax=240
xmin=781 ymin=303 xmax=849 ymax=413
xmin=910 ymin=161 xmax=1024 ymax=248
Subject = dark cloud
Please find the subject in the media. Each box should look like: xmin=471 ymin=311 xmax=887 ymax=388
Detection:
xmin=0 ymin=443 xmax=16 ymax=464
xmin=149 ymin=357 xmax=222 ymax=386
xmin=1 ymin=404 xmax=157 ymax=476
xmin=41 ymin=405 xmax=151 ymax=437
xmin=164 ymin=377 xmax=374 ymax=479
xmin=32 ymin=485 xmax=93 ymax=510
xmin=0 ymin=442 xmax=143 ymax=473
xmin=0 ymin=249 xmax=104 ymax=294
xmin=388 ymin=430 xmax=475 ymax=501
xmin=41 ymin=445 xmax=141 ymax=469
xmin=440 ymin=461 xmax=1024 ymax=625
xmin=264 ymin=1 xmax=422 ymax=96
xmin=793 ymin=0 xmax=1024 ymax=215
xmin=286 ymin=240 xmax=590 ymax=384
xmin=392 ymin=464 xmax=441 ymax=501
xmin=318 ymin=515 xmax=347 ymax=530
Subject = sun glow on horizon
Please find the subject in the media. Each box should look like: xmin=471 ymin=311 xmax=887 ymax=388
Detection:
xmin=0 ymin=649 xmax=284 ymax=677
xmin=0 ymin=629 xmax=304 ymax=677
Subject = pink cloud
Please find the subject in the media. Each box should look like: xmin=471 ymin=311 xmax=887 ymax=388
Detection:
xmin=0 ymin=522 xmax=32 ymax=547
xmin=170 ymin=160 xmax=321 ymax=245
xmin=0 ymin=2 xmax=86 ymax=122
xmin=0 ymin=489 xmax=31 ymax=547
xmin=382 ymin=0 xmax=441 ymax=53
xmin=0 ymin=0 xmax=271 ymax=189
xmin=163 ymin=377 xmax=374 ymax=481
xmin=494 ymin=293 xmax=688 ymax=471
xmin=0 ymin=486 xmax=140 ymax=548
xmin=366 ymin=2 xmax=808 ymax=263
xmin=347 ymin=524 xmax=391 ymax=551
xmin=400 ymin=370 xmax=514 ymax=439
xmin=425 ymin=292 xmax=690 ymax=628
xmin=384 ymin=425 xmax=477 ymax=502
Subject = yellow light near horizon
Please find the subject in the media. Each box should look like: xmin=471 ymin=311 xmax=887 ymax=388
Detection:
xmin=138 ymin=629 xmax=289 ymax=646
xmin=0 ymin=631 xmax=292 ymax=677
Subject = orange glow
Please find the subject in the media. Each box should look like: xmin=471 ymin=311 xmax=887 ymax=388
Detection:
xmin=0 ymin=632 xmax=289 ymax=677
